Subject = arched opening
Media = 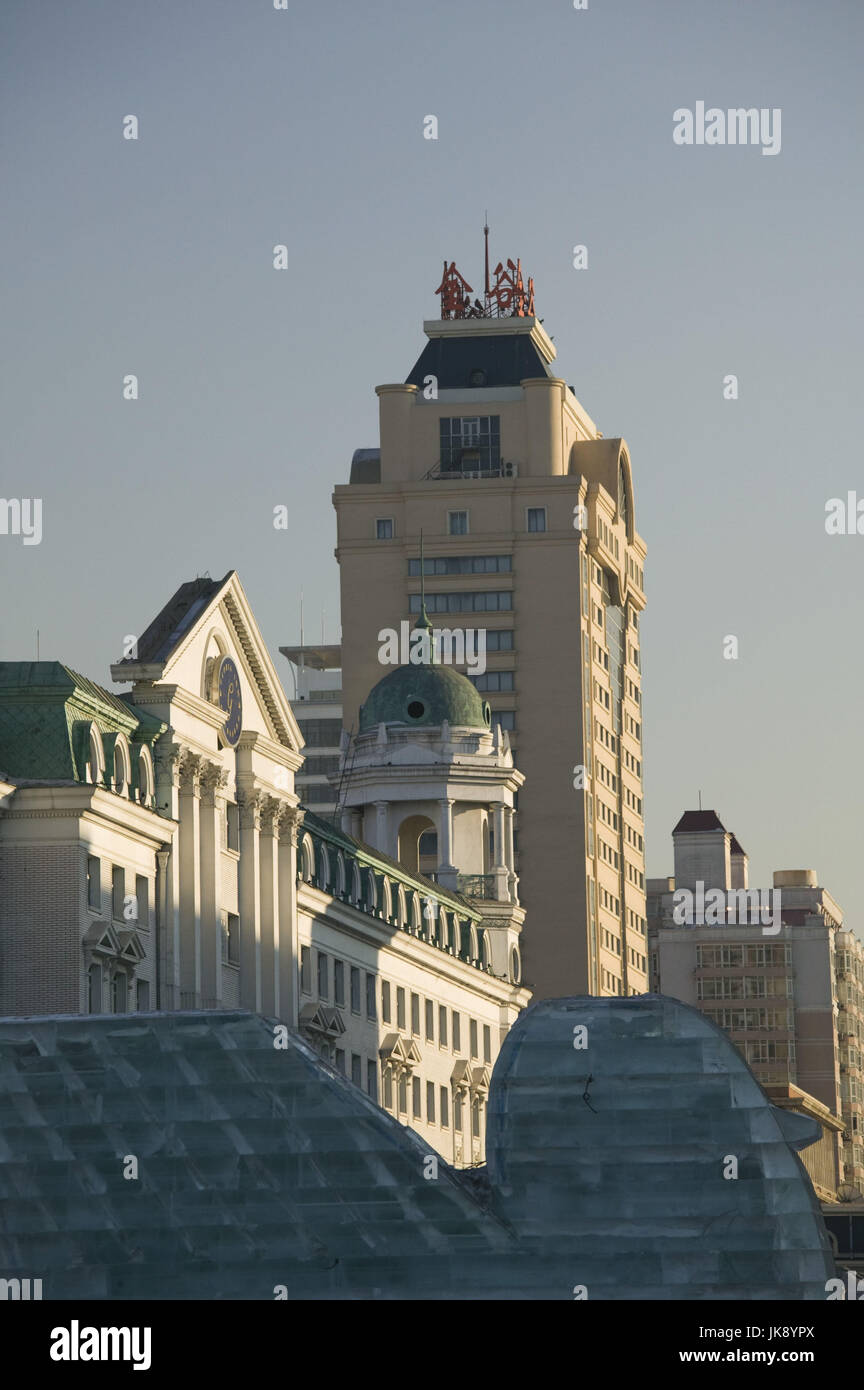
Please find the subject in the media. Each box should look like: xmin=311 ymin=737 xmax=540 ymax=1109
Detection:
xmin=88 ymin=726 xmax=105 ymax=786
xmin=136 ymin=745 xmax=154 ymax=805
xmin=397 ymin=814 xmax=436 ymax=876
xmin=113 ymin=736 xmax=131 ymax=796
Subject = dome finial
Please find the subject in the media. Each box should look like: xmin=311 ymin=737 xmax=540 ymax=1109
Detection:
xmin=413 ymin=529 xmax=438 ymax=664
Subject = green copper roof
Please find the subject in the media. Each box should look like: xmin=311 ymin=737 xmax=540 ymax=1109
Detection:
xmin=0 ymin=662 xmax=162 ymax=782
xmin=358 ymin=663 xmax=491 ymax=733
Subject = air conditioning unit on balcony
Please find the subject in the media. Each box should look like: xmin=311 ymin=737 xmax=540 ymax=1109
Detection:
xmin=501 ymin=461 xmax=518 ymax=478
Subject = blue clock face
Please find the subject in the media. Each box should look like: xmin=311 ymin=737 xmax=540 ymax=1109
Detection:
xmin=217 ymin=657 xmax=243 ymax=747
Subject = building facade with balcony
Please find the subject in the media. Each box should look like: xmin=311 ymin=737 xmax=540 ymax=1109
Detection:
xmin=0 ymin=573 xmax=530 ymax=1167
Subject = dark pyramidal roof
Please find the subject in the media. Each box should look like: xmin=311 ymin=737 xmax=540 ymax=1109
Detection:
xmin=405 ymin=329 xmax=553 ymax=392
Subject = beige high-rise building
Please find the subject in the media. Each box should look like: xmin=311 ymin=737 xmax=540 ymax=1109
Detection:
xmin=648 ymin=809 xmax=864 ymax=1202
xmin=333 ymin=245 xmax=647 ymax=998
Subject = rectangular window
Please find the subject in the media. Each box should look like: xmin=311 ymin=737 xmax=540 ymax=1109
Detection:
xmin=452 ymin=1011 xmax=461 ymax=1052
xmin=470 ymin=1019 xmax=479 ymax=1059
xmin=294 ymin=718 xmax=343 ymax=748
xmin=351 ymin=1054 xmax=362 ymax=1086
xmin=411 ymin=993 xmax=420 ymax=1035
xmin=87 ymin=855 xmax=101 ymax=911
xmin=317 ymin=952 xmax=329 ymax=1000
xmin=300 ymin=945 xmax=311 ymax=994
xmin=448 ymin=510 xmax=469 ymax=535
xmin=334 ymin=959 xmax=345 ymax=1006
xmin=471 ymin=1098 xmax=481 ymax=1138
xmin=376 ymin=518 xmax=393 ymax=540
xmin=485 ymin=630 xmax=514 ymax=652
xmin=381 ymin=979 xmax=391 ymax=1023
xmin=426 ymin=1080 xmax=436 ymax=1123
xmin=134 ymin=875 xmax=149 ymax=929
xmin=483 ymin=1023 xmax=491 ymax=1063
xmin=471 ymin=670 xmax=514 ymax=693
xmin=396 ymin=986 xmax=406 ymax=1029
xmin=425 ymin=998 xmax=435 ymax=1041
xmin=225 ymin=913 xmax=240 ymax=965
xmin=136 ymin=978 xmax=150 ymax=1012
xmin=409 ymin=555 xmax=512 ymax=576
xmin=366 ymin=972 xmax=376 ymax=1020
xmin=335 ymin=1049 xmax=345 ymax=1075
xmin=454 ymin=1094 xmax=463 ymax=1132
xmin=409 ymin=591 xmax=512 ymax=614
xmin=440 ymin=1087 xmax=449 ymax=1127
xmin=226 ymin=803 xmax=240 ymax=851
xmin=527 ymin=507 xmax=547 ymax=533
xmin=439 ymin=416 xmax=501 ymax=475
xmin=438 ymin=1004 xmax=448 ymax=1047
xmin=350 ymin=966 xmax=361 ymax=1013
xmin=367 ymin=1060 xmax=378 ymax=1101
xmin=398 ymin=1074 xmax=407 ymax=1114
xmin=384 ymin=1068 xmax=393 ymax=1110
xmin=492 ymin=711 xmax=516 ymax=732
xmin=112 ymin=866 xmax=125 ymax=921
xmin=412 ymin=1075 xmax=422 ymax=1119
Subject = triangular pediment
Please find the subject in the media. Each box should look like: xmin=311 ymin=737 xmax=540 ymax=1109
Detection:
xmin=114 ymin=928 xmax=148 ymax=963
xmin=110 ymin=571 xmax=303 ymax=753
xmin=82 ymin=922 xmax=121 ymax=955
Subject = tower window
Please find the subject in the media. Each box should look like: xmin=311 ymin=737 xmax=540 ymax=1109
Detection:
xmin=440 ymin=416 xmax=500 ymax=475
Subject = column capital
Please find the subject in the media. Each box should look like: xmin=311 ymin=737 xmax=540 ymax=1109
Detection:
xmin=199 ymin=762 xmax=230 ymax=804
xmin=237 ymin=786 xmax=265 ymax=830
xmin=260 ymin=794 xmax=288 ymax=834
xmin=278 ymin=804 xmax=305 ymax=847
xmin=153 ymin=737 xmax=183 ymax=783
xmin=179 ymin=751 xmax=204 ymax=794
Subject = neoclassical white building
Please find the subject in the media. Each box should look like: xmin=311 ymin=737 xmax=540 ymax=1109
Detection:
xmin=0 ymin=571 xmax=529 ymax=1163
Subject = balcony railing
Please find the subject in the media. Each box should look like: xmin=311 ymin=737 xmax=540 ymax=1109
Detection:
xmin=429 ymin=872 xmax=497 ymax=900
xmin=423 ymin=460 xmax=519 ymax=481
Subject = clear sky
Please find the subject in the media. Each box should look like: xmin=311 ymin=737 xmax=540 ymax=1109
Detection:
xmin=2 ymin=0 xmax=862 ymax=928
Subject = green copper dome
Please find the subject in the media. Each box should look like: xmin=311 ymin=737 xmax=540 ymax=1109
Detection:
xmin=359 ymin=664 xmax=491 ymax=733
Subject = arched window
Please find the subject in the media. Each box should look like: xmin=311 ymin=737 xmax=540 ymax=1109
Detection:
xmin=316 ymin=844 xmax=330 ymax=891
xmin=618 ymin=456 xmax=630 ymax=534
xmin=113 ymin=736 xmax=131 ymax=796
xmin=136 ymin=745 xmax=154 ymax=805
xmin=510 ymin=946 xmax=521 ymax=985
xmin=335 ymin=852 xmax=347 ymax=898
xmin=300 ymin=835 xmax=315 ymax=883
xmin=88 ymin=727 xmax=105 ymax=786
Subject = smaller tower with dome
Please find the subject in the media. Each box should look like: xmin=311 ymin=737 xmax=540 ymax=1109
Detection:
xmin=338 ymin=638 xmax=525 ymax=983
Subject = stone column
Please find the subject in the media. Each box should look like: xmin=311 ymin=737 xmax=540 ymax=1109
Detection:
xmin=153 ymin=739 xmax=182 ymax=1009
xmin=277 ymin=806 xmax=303 ymax=1028
xmin=178 ymin=752 xmax=202 ymax=1009
xmin=259 ymin=796 xmax=282 ymax=1018
xmin=505 ymin=806 xmax=517 ymax=902
xmin=375 ymin=800 xmax=389 ymax=855
xmin=437 ymin=797 xmax=457 ymax=891
xmin=237 ymin=787 xmax=263 ymax=1013
xmin=493 ymin=802 xmax=509 ymax=901
xmin=199 ymin=763 xmax=229 ymax=1010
